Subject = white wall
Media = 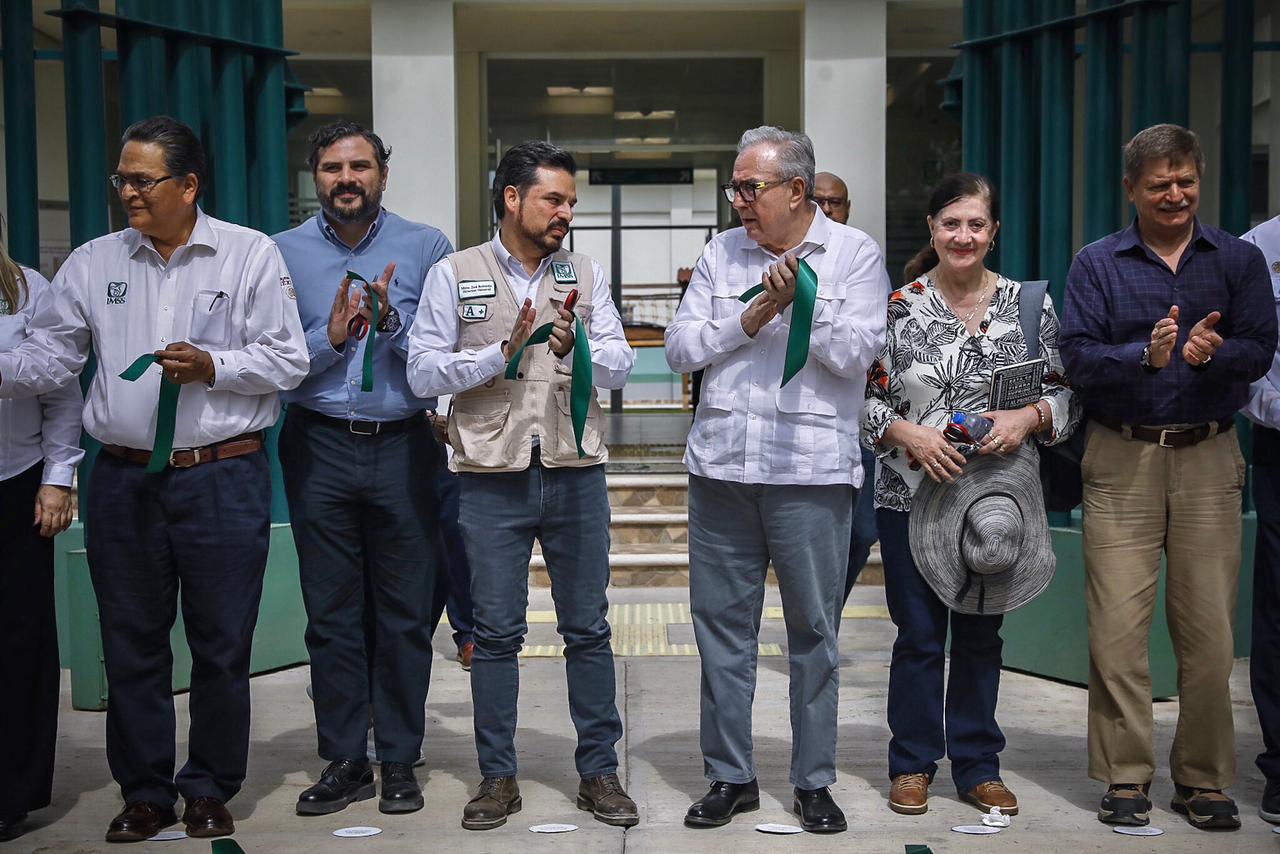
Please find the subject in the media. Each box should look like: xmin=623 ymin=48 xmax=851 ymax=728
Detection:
xmin=371 ymin=0 xmax=459 ymax=246
xmin=803 ymin=0 xmax=887 ymax=247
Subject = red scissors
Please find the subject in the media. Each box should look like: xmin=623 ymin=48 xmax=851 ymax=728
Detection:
xmin=563 ymin=288 xmax=579 ymax=313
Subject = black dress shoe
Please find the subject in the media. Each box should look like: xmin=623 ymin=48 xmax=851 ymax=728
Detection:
xmin=793 ymin=786 xmax=847 ymax=833
xmin=297 ymin=759 xmax=376 ymax=816
xmin=182 ymin=797 xmax=234 ymax=838
xmin=105 ymin=801 xmax=178 ymax=843
xmin=379 ymin=762 xmax=424 ymax=814
xmin=0 ymin=814 xmax=27 ymax=842
xmin=685 ymin=780 xmax=760 ymax=828
xmin=1262 ymin=779 xmax=1280 ymax=824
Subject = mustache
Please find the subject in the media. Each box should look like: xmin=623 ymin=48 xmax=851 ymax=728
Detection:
xmin=329 ymin=184 xmax=367 ymax=203
xmin=546 ymin=219 xmax=570 ymax=234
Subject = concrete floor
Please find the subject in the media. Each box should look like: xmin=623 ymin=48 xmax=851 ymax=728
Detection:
xmin=13 ymin=585 xmax=1276 ymax=853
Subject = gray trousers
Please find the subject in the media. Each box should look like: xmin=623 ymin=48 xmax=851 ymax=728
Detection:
xmin=688 ymin=474 xmax=853 ymax=790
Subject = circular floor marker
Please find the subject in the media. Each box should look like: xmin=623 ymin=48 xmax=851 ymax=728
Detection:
xmin=333 ymin=826 xmax=383 ymax=838
xmin=755 ymin=823 xmax=804 ymax=834
xmin=148 ymin=830 xmax=188 ymax=841
xmin=1273 ymin=826 xmax=1280 ymax=835
xmin=952 ymin=824 xmax=1003 ymax=834
xmin=529 ymin=823 xmax=578 ymax=833
xmin=1113 ymin=826 xmax=1164 ymax=837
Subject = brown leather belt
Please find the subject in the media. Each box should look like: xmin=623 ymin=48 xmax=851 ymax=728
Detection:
xmin=1093 ymin=417 xmax=1234 ymax=449
xmin=103 ymin=431 xmax=265 ymax=469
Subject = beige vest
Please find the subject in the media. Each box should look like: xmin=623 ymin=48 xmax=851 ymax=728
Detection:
xmin=446 ymin=242 xmax=608 ymax=473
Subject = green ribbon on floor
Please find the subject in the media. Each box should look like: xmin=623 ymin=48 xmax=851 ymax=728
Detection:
xmin=904 ymin=847 xmax=934 ymax=854
xmin=504 ymin=313 xmax=592 ymax=458
xmin=211 ymin=840 xmax=247 ymax=854
xmin=119 ymin=354 xmax=180 ymax=474
xmin=737 ymin=256 xmax=818 ymax=388
xmin=346 ymin=269 xmax=379 ymax=392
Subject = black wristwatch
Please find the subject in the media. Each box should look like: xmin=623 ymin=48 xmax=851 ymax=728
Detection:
xmin=1140 ymin=345 xmax=1160 ymax=373
xmin=377 ymin=305 xmax=402 ymax=334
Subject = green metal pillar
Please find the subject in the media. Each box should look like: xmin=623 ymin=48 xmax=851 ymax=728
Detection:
xmin=210 ymin=0 xmax=249 ymax=225
xmin=1084 ymin=0 xmax=1123 ymax=242
xmin=1038 ymin=0 xmax=1074 ymax=308
xmin=1221 ymin=0 xmax=1254 ymax=237
xmin=1131 ymin=0 xmax=1168 ymax=130
xmin=1164 ymin=0 xmax=1192 ymax=127
xmin=962 ymin=0 xmax=998 ymax=179
xmin=2 ymin=0 xmax=40 ymax=267
xmin=165 ymin=0 xmax=204 ymax=131
xmin=116 ymin=0 xmax=163 ymax=126
xmin=997 ymin=0 xmax=1035 ymax=280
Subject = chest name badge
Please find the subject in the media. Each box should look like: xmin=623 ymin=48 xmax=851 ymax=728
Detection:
xmin=459 ymin=303 xmax=489 ymax=322
xmin=458 ymin=279 xmax=497 ymax=300
xmin=551 ymin=262 xmax=577 ymax=285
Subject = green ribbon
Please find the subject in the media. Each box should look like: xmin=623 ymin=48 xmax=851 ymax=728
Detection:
xmin=504 ymin=314 xmax=592 ymax=458
xmin=737 ymin=257 xmax=818 ymax=387
xmin=345 ymin=270 xmax=378 ymax=392
xmin=119 ymin=354 xmax=180 ymax=474
xmin=211 ymin=840 xmax=247 ymax=854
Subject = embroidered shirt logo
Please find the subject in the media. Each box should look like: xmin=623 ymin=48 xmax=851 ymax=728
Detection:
xmin=106 ymin=281 xmax=128 ymax=305
xmin=280 ymin=275 xmax=296 ymax=300
xmin=0 ymin=297 xmax=9 ymax=316
xmin=551 ymin=261 xmax=577 ymax=284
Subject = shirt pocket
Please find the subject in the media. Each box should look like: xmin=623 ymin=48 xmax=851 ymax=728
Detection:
xmin=190 ymin=289 xmax=232 ymax=349
xmin=776 ymin=390 xmax=838 ymax=471
xmin=711 ymin=294 xmax=745 ymax=320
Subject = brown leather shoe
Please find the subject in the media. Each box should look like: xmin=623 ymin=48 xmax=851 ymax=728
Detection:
xmin=182 ymin=797 xmax=235 ymax=838
xmin=577 ymin=773 xmax=639 ymax=827
xmin=963 ymin=780 xmax=1019 ymax=816
xmin=889 ymin=773 xmax=930 ymax=815
xmin=457 ymin=641 xmax=475 ymax=671
xmin=105 ymin=801 xmax=178 ymax=843
xmin=461 ymin=776 xmax=521 ymax=830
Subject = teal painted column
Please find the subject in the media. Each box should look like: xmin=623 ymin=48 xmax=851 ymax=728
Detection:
xmin=210 ymin=0 xmax=249 ymax=225
xmin=116 ymin=0 xmax=163 ymax=126
xmin=1084 ymin=0 xmax=1123 ymax=242
xmin=165 ymin=0 xmax=204 ymax=130
xmin=1038 ymin=0 xmax=1074 ymax=308
xmin=997 ymin=0 xmax=1035 ymax=280
xmin=962 ymin=0 xmax=998 ymax=179
xmin=2 ymin=0 xmax=40 ymax=267
xmin=1164 ymin=0 xmax=1192 ymax=127
xmin=1221 ymin=0 xmax=1254 ymax=237
xmin=1131 ymin=0 xmax=1168 ymax=130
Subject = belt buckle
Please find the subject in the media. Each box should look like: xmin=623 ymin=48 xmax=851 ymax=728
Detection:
xmin=168 ymin=447 xmax=203 ymax=468
xmin=1158 ymin=429 xmax=1175 ymax=449
xmin=349 ymin=420 xmax=379 ymax=436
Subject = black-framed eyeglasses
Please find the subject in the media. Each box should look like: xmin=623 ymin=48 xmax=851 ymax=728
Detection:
xmin=720 ymin=179 xmax=783 ymax=204
xmin=108 ymin=173 xmax=176 ymax=194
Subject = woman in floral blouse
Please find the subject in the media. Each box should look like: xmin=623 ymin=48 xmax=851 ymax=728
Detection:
xmin=861 ymin=173 xmax=1079 ymax=819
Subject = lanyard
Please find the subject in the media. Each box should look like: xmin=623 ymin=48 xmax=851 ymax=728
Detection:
xmin=737 ymin=255 xmax=819 ymax=388
xmin=504 ymin=290 xmax=592 ymax=458
xmin=119 ymin=354 xmax=180 ymax=473
xmin=345 ymin=270 xmax=379 ymax=392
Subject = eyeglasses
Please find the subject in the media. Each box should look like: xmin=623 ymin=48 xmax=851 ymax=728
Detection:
xmin=814 ymin=196 xmax=849 ymax=210
xmin=720 ymin=179 xmax=783 ymax=204
xmin=108 ymin=173 xmax=176 ymax=194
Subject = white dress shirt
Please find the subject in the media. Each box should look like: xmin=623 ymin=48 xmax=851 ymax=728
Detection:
xmin=1243 ymin=215 xmax=1280 ymax=430
xmin=0 ymin=210 xmax=308 ymax=449
xmin=406 ymin=232 xmax=634 ymax=397
xmin=665 ymin=205 xmax=887 ymax=486
xmin=0 ymin=267 xmax=84 ymax=485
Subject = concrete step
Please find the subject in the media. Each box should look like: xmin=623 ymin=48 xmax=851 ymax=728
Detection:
xmin=611 ymin=506 xmax=688 ymax=545
xmin=607 ymin=473 xmax=688 ymax=510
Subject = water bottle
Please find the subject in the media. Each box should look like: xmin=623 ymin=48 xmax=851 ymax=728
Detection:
xmin=945 ymin=412 xmax=993 ymax=445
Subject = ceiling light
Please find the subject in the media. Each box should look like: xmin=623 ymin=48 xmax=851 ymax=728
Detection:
xmin=308 ymin=87 xmax=343 ymax=97
xmin=547 ymin=85 xmax=614 ymax=97
xmin=614 ymin=110 xmax=676 ymax=120
xmin=615 ymin=137 xmax=670 ymax=145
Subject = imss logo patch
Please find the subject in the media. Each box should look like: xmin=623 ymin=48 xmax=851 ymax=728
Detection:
xmin=106 ymin=281 xmax=128 ymax=305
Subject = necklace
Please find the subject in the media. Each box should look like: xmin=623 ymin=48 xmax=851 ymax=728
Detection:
xmin=938 ymin=272 xmax=993 ymax=327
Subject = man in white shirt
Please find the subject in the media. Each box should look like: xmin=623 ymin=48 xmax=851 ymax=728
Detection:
xmin=666 ymin=126 xmax=886 ymax=833
xmin=1241 ymin=215 xmax=1280 ymax=825
xmin=406 ymin=141 xmax=636 ymax=830
xmin=0 ymin=116 xmax=307 ymax=842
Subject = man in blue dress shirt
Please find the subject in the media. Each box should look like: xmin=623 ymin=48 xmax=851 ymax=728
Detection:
xmin=1061 ymin=123 xmax=1276 ymax=832
xmin=273 ymin=120 xmax=452 ymax=818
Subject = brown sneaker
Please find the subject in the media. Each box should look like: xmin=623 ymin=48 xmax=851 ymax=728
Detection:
xmin=461 ymin=776 xmax=521 ymax=831
xmin=889 ymin=773 xmax=930 ymax=815
xmin=577 ymin=773 xmax=639 ymax=827
xmin=457 ymin=642 xmax=474 ymax=671
xmin=1170 ymin=784 xmax=1240 ymax=831
xmin=963 ymin=780 xmax=1019 ymax=816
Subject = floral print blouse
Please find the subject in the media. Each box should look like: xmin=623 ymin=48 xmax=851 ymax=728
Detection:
xmin=861 ymin=273 xmax=1081 ymax=512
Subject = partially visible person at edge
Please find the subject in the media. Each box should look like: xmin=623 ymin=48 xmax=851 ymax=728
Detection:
xmin=273 ymin=119 xmax=452 ymax=819
xmin=406 ymin=141 xmax=638 ymax=831
xmin=1060 ymin=123 xmax=1276 ymax=832
xmin=666 ymin=127 xmax=886 ymax=835
xmin=862 ymin=171 xmax=1079 ymax=820
xmin=0 ymin=115 xmax=308 ymax=843
xmin=0 ymin=233 xmax=83 ymax=843
xmin=1241 ymin=211 xmax=1280 ymax=827
xmin=814 ymin=169 xmax=888 ymax=602
xmin=427 ymin=395 xmax=477 ymax=673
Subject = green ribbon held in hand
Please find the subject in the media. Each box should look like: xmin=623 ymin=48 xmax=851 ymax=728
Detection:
xmin=504 ymin=313 xmax=592 ymax=458
xmin=737 ymin=256 xmax=818 ymax=387
xmin=119 ymin=354 xmax=180 ymax=474
xmin=346 ymin=269 xmax=379 ymax=392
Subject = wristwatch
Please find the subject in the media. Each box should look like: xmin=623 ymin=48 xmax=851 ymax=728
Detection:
xmin=377 ymin=304 xmax=402 ymax=334
xmin=1140 ymin=345 xmax=1160 ymax=373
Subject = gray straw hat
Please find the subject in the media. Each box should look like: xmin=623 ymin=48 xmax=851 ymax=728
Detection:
xmin=909 ymin=442 xmax=1055 ymax=615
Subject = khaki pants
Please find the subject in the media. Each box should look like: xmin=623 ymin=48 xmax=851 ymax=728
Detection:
xmin=1082 ymin=421 xmax=1245 ymax=789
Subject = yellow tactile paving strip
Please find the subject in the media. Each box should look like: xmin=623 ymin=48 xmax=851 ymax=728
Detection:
xmin=512 ymin=602 xmax=890 ymax=658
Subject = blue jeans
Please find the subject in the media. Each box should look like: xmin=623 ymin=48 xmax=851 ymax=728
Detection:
xmin=844 ymin=447 xmax=879 ymax=600
xmin=458 ymin=459 xmax=621 ymax=778
xmin=878 ymin=508 xmax=1006 ymax=793
xmin=435 ymin=447 xmax=474 ymax=648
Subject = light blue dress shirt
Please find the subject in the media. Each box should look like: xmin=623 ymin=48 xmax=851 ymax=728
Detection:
xmin=275 ymin=209 xmax=452 ymax=420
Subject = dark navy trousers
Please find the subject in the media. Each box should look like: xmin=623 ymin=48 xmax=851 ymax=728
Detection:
xmin=844 ymin=447 xmax=879 ymax=600
xmin=1252 ymin=426 xmax=1280 ymax=785
xmin=436 ymin=447 xmax=474 ymax=648
xmin=86 ymin=450 xmax=271 ymax=806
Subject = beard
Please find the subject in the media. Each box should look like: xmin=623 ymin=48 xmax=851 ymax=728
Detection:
xmin=320 ymin=182 xmax=382 ymax=224
xmin=517 ymin=208 xmax=571 ymax=253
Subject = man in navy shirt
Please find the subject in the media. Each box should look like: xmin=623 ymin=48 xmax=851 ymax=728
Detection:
xmin=1061 ymin=123 xmax=1276 ymax=832
xmin=274 ymin=121 xmax=452 ymax=817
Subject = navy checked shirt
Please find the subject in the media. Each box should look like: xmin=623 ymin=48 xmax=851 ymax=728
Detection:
xmin=1060 ymin=219 xmax=1276 ymax=425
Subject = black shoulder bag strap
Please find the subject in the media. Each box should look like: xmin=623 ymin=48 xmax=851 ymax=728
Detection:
xmin=1019 ymin=279 xmax=1049 ymax=362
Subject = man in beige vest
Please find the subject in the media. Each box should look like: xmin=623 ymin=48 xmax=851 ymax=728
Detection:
xmin=407 ymin=141 xmax=636 ymax=831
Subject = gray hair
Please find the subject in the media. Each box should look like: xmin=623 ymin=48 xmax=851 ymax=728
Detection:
xmin=1124 ymin=123 xmax=1205 ymax=184
xmin=737 ymin=126 xmax=816 ymax=200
